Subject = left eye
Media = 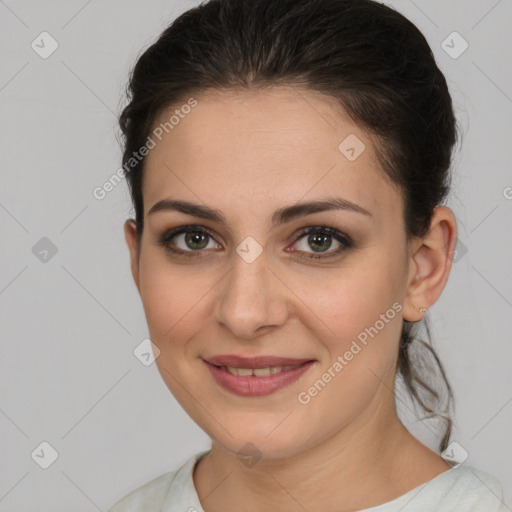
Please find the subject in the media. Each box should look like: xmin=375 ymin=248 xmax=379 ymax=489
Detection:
xmin=289 ymin=226 xmax=353 ymax=260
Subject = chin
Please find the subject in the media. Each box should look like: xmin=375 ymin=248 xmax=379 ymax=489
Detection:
xmin=212 ymin=422 xmax=311 ymax=462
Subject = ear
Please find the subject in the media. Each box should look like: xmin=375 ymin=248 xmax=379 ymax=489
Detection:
xmin=402 ymin=206 xmax=458 ymax=322
xmin=124 ymin=219 xmax=141 ymax=295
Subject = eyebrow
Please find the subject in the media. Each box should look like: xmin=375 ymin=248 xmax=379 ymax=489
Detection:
xmin=147 ymin=197 xmax=372 ymax=227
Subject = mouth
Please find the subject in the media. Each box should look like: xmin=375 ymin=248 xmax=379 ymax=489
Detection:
xmin=204 ymin=354 xmax=315 ymax=369
xmin=202 ymin=355 xmax=316 ymax=396
xmin=211 ymin=363 xmax=305 ymax=377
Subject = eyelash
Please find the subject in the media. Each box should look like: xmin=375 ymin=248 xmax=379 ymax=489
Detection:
xmin=156 ymin=224 xmax=353 ymax=261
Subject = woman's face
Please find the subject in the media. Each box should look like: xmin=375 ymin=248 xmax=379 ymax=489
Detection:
xmin=125 ymin=86 xmax=415 ymax=459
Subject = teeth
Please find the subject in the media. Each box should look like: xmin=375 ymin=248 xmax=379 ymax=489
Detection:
xmin=223 ymin=364 xmax=302 ymax=376
xmin=253 ymin=367 xmax=271 ymax=377
xmin=236 ymin=367 xmax=253 ymax=377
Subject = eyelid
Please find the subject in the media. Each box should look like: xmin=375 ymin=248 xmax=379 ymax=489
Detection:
xmin=292 ymin=225 xmax=353 ymax=245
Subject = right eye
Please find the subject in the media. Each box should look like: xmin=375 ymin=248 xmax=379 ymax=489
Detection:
xmin=157 ymin=225 xmax=222 ymax=258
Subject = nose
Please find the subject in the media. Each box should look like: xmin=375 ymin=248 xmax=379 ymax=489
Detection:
xmin=213 ymin=250 xmax=290 ymax=340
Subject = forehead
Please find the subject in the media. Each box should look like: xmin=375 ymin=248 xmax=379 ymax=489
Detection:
xmin=142 ymin=86 xmax=401 ymax=223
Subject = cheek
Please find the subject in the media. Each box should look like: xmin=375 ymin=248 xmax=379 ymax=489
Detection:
xmin=290 ymin=249 xmax=405 ymax=343
xmin=137 ymin=253 xmax=211 ymax=345
xmin=291 ymin=248 xmax=406 ymax=402
xmin=138 ymin=254 xmax=214 ymax=401
xmin=294 ymin=271 xmax=404 ymax=438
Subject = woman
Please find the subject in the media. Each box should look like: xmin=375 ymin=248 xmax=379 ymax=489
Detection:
xmin=109 ymin=0 xmax=505 ymax=510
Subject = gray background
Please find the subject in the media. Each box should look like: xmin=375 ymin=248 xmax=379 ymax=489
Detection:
xmin=0 ymin=0 xmax=510 ymax=510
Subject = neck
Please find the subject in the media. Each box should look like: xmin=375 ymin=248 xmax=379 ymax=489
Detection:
xmin=193 ymin=390 xmax=449 ymax=512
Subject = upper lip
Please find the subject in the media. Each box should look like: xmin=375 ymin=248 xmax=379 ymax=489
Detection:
xmin=204 ymin=355 xmax=315 ymax=369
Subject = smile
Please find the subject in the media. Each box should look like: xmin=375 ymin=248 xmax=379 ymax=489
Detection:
xmin=203 ymin=359 xmax=315 ymax=396
xmin=215 ymin=364 xmax=303 ymax=377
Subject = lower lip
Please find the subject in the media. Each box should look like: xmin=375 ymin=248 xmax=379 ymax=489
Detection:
xmin=203 ymin=360 xmax=315 ymax=397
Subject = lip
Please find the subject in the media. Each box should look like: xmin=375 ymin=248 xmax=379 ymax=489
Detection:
xmin=202 ymin=357 xmax=316 ymax=397
xmin=204 ymin=355 xmax=314 ymax=369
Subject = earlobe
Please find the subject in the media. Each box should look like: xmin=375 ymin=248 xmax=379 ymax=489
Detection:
xmin=124 ymin=219 xmax=141 ymax=295
xmin=402 ymin=206 xmax=457 ymax=322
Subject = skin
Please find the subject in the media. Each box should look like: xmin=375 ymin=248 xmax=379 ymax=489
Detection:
xmin=124 ymin=86 xmax=458 ymax=512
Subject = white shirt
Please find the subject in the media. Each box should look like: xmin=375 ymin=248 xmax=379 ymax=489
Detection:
xmin=107 ymin=450 xmax=506 ymax=511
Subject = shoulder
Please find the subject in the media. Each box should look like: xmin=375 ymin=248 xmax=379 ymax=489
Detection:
xmin=438 ymin=464 xmax=504 ymax=508
xmin=107 ymin=470 xmax=177 ymax=512
xmin=364 ymin=464 xmax=505 ymax=511
xmin=107 ymin=450 xmax=209 ymax=512
xmin=405 ymin=464 xmax=505 ymax=511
